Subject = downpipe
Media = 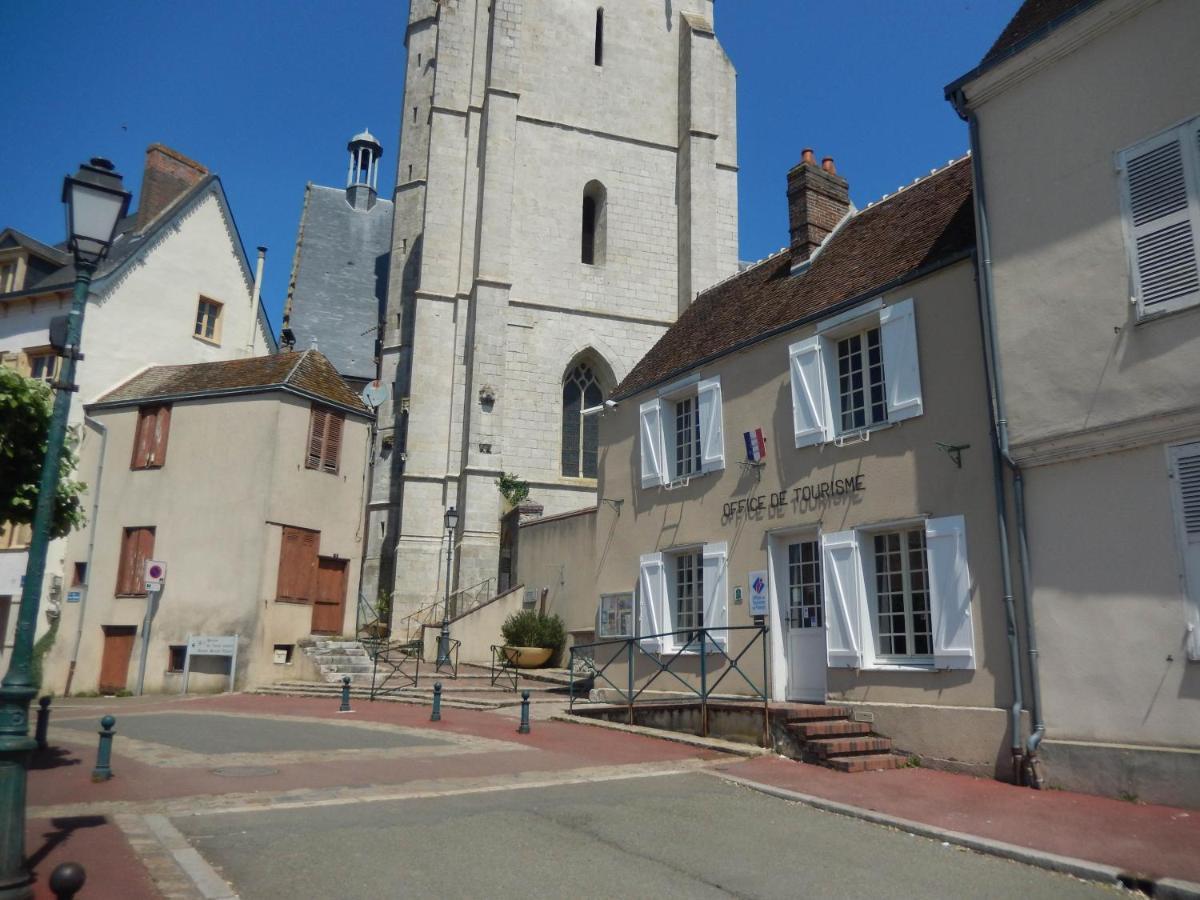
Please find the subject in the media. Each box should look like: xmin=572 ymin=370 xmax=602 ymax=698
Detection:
xmin=1013 ymin=466 xmax=1046 ymax=787
xmin=64 ymin=416 xmax=107 ymax=697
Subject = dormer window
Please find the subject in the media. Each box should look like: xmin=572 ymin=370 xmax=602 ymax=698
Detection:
xmin=0 ymin=261 xmax=17 ymax=293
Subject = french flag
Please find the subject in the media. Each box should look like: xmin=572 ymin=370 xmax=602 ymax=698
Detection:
xmin=743 ymin=428 xmax=767 ymax=463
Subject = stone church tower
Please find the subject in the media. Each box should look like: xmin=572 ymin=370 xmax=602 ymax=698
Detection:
xmin=366 ymin=0 xmax=739 ymax=618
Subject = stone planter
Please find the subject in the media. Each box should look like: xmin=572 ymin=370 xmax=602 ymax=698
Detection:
xmin=499 ymin=646 xmax=553 ymax=669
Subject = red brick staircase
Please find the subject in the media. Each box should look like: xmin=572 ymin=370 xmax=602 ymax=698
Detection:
xmin=775 ymin=703 xmax=900 ymax=773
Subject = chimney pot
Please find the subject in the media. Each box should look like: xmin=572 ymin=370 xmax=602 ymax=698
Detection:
xmin=822 ymin=157 xmax=836 ymax=175
xmin=787 ymin=153 xmax=850 ymax=264
xmin=801 ymin=148 xmax=815 ymax=165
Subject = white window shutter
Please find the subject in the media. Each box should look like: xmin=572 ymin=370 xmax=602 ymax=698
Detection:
xmin=821 ymin=530 xmax=863 ymax=668
xmin=879 ymin=298 xmax=923 ymax=422
xmin=1168 ymin=442 xmax=1200 ymax=661
xmin=697 ymin=377 xmax=725 ymax=474
xmin=639 ymin=399 xmax=666 ymax=488
xmin=702 ymin=541 xmax=729 ymax=650
xmin=926 ymin=515 xmax=976 ymax=670
xmin=789 ymin=336 xmax=830 ymax=448
xmin=1120 ymin=129 xmax=1200 ymax=315
xmin=638 ymin=552 xmax=665 ymax=652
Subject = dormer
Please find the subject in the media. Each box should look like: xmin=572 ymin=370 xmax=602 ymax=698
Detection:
xmin=0 ymin=228 xmax=71 ymax=296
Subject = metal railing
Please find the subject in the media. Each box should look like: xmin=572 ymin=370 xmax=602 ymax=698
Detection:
xmin=370 ymin=641 xmax=421 ymax=700
xmin=489 ymin=645 xmax=520 ymax=692
xmin=433 ymin=637 xmax=461 ymax=679
xmin=392 ymin=577 xmax=497 ymax=643
xmin=569 ymin=625 xmax=770 ymax=744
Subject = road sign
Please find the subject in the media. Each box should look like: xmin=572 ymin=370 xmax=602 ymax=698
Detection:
xmin=749 ymin=570 xmax=769 ymax=616
xmin=144 ymin=559 xmax=167 ymax=593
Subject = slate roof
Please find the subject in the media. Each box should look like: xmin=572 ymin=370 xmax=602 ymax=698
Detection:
xmin=0 ymin=228 xmax=71 ymax=268
xmin=283 ymin=184 xmax=393 ymax=382
xmin=614 ymin=157 xmax=975 ymax=400
xmin=980 ymin=0 xmax=1096 ymax=66
xmin=91 ymin=350 xmax=370 ymax=416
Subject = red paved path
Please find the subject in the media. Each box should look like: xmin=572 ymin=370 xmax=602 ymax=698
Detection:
xmin=25 ymin=816 xmax=157 ymax=900
xmin=718 ymin=755 xmax=1200 ymax=884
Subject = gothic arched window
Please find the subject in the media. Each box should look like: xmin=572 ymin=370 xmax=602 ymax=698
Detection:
xmin=581 ymin=180 xmax=606 ymax=265
xmin=562 ymin=362 xmax=604 ymax=478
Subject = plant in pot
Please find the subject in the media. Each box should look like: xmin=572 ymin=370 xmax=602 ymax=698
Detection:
xmin=365 ymin=589 xmax=392 ymax=639
xmin=500 ymin=609 xmax=565 ymax=668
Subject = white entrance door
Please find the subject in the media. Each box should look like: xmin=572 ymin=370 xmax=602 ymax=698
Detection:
xmin=783 ymin=539 xmax=827 ymax=702
xmin=1169 ymin=442 xmax=1200 ymax=660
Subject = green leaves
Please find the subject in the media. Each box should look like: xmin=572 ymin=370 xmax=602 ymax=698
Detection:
xmin=501 ymin=609 xmax=566 ymax=651
xmin=496 ymin=470 xmax=530 ymax=506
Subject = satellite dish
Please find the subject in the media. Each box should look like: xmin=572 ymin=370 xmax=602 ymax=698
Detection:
xmin=361 ymin=380 xmax=390 ymax=409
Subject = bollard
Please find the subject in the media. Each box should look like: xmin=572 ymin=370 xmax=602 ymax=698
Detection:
xmin=431 ymin=682 xmax=442 ymax=722
xmin=92 ymin=715 xmax=115 ymax=782
xmin=338 ymin=675 xmax=352 ymax=712
xmin=49 ymin=862 xmax=86 ymax=899
xmin=35 ymin=696 xmax=51 ymax=751
xmin=517 ymin=689 xmax=531 ymax=734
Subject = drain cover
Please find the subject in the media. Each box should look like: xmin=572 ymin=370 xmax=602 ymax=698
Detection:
xmin=210 ymin=766 xmax=279 ymax=778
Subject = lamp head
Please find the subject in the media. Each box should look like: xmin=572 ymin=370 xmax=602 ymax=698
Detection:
xmin=444 ymin=506 xmax=459 ymax=532
xmin=62 ymin=157 xmax=131 ymax=265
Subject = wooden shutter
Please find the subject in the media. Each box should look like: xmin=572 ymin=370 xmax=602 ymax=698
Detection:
xmin=306 ymin=407 xmax=326 ymax=470
xmin=131 ymin=408 xmax=153 ymax=469
xmin=638 ymin=552 xmax=665 ymax=652
xmin=879 ymin=298 xmax=923 ymax=423
xmin=701 ymin=542 xmax=729 ymax=650
xmin=1120 ymin=127 xmax=1200 ymax=315
xmin=697 ymin=378 xmax=725 ymax=474
xmin=322 ymin=412 xmax=343 ymax=473
xmin=821 ymin=530 xmax=863 ymax=668
xmin=276 ymin=526 xmax=319 ymax=602
xmin=116 ymin=529 xmax=136 ymax=594
xmin=638 ymin=399 xmax=665 ymax=488
xmin=117 ymin=527 xmax=154 ymax=595
xmin=789 ymin=336 xmax=830 ymax=447
xmin=926 ymin=515 xmax=976 ymax=670
xmin=150 ymin=405 xmax=171 ymax=467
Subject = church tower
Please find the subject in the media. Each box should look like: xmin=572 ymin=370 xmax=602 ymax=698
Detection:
xmin=365 ymin=0 xmax=739 ymax=618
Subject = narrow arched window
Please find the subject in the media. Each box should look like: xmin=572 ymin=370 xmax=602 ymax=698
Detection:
xmin=581 ymin=180 xmax=606 ymax=265
xmin=562 ymin=362 xmax=604 ymax=478
xmin=594 ymin=9 xmax=604 ymax=66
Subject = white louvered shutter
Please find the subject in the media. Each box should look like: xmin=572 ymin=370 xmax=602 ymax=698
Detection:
xmin=702 ymin=541 xmax=729 ymax=650
xmin=821 ymin=530 xmax=863 ymax=668
xmin=879 ymin=298 xmax=923 ymax=422
xmin=1120 ymin=126 xmax=1200 ymax=316
xmin=638 ymin=552 xmax=665 ymax=652
xmin=789 ymin=336 xmax=830 ymax=448
xmin=1169 ymin=442 xmax=1200 ymax=661
xmin=926 ymin=515 xmax=976 ymax=670
xmin=639 ymin=399 xmax=666 ymax=488
xmin=697 ymin=377 xmax=725 ymax=474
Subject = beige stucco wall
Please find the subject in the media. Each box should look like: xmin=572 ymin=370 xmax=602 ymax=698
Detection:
xmin=584 ymin=259 xmax=1013 ymax=717
xmin=516 ymin=508 xmax=599 ymax=641
xmin=43 ymin=392 xmax=368 ymax=695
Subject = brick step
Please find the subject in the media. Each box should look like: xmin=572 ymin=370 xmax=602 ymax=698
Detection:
xmin=778 ymin=704 xmax=852 ymax=722
xmin=826 ymin=753 xmax=900 ymax=773
xmin=789 ymin=719 xmax=872 ymax=739
xmin=805 ymin=736 xmax=893 ymax=758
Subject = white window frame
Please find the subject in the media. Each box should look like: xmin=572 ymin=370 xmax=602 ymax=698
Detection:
xmin=863 ymin=525 xmax=934 ymax=664
xmin=638 ymin=541 xmax=728 ymax=654
xmin=638 ymin=374 xmax=724 ymax=488
xmin=1117 ymin=113 xmax=1200 ymax=321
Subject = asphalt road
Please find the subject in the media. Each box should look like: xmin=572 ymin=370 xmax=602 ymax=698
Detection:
xmin=173 ymin=772 xmax=1117 ymax=899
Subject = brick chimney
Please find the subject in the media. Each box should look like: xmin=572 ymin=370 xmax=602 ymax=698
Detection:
xmin=134 ymin=144 xmax=208 ymax=233
xmin=787 ymin=148 xmax=850 ymax=263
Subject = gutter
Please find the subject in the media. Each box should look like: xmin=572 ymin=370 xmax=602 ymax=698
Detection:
xmin=87 ymin=383 xmax=371 ymax=421
xmin=64 ymin=416 xmax=107 ymax=697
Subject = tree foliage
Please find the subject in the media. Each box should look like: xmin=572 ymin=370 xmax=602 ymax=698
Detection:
xmin=495 ymin=470 xmax=530 ymax=506
xmin=0 ymin=367 xmax=86 ymax=538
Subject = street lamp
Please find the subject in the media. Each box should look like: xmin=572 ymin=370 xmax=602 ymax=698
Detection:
xmin=0 ymin=158 xmax=129 ymax=898
xmin=437 ymin=506 xmax=459 ymax=668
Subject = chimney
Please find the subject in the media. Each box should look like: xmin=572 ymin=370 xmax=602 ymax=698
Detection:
xmin=134 ymin=144 xmax=208 ymax=233
xmin=787 ymin=148 xmax=850 ymax=263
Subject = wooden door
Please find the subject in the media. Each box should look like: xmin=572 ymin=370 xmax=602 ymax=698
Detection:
xmin=311 ymin=557 xmax=348 ymax=635
xmin=99 ymin=626 xmax=137 ymax=693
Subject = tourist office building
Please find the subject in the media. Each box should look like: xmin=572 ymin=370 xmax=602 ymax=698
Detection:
xmin=522 ymin=153 xmax=1031 ymax=777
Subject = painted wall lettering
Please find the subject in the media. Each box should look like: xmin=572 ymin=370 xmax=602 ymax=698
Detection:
xmin=722 ymin=474 xmax=864 ymax=523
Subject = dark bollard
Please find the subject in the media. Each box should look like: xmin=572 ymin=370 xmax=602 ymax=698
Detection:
xmin=517 ymin=689 xmax=531 ymax=734
xmin=431 ymin=682 xmax=442 ymax=722
xmin=92 ymin=715 xmax=115 ymax=782
xmin=35 ymin=696 xmax=51 ymax=751
xmin=339 ymin=675 xmax=352 ymax=712
xmin=49 ymin=862 xmax=86 ymax=899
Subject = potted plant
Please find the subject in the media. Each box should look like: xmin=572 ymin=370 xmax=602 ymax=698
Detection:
xmin=499 ymin=609 xmax=565 ymax=668
xmin=365 ymin=589 xmax=392 ymax=639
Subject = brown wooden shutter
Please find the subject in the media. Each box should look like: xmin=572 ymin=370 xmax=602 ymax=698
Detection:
xmin=307 ymin=407 xmax=326 ymax=470
xmin=117 ymin=527 xmax=150 ymax=595
xmin=300 ymin=530 xmax=319 ymax=600
xmin=322 ymin=412 xmax=343 ymax=473
xmin=151 ymin=405 xmax=171 ymax=466
xmin=277 ymin=526 xmax=319 ymax=602
xmin=131 ymin=409 xmax=153 ymax=469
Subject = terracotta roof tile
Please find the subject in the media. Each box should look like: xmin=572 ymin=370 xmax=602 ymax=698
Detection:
xmin=93 ymin=350 xmax=369 ymax=414
xmin=616 ymin=157 xmax=975 ymax=399
xmin=980 ymin=0 xmax=1094 ymax=67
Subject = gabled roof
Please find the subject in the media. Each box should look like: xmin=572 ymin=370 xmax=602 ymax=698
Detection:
xmin=0 ymin=228 xmax=71 ymax=267
xmin=981 ymin=0 xmax=1096 ymax=67
xmin=90 ymin=350 xmax=370 ymax=416
xmin=615 ymin=157 xmax=975 ymax=400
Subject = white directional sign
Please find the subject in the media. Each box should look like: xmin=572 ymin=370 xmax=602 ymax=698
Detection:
xmin=181 ymin=634 xmax=239 ymax=694
xmin=144 ymin=559 xmax=167 ymax=593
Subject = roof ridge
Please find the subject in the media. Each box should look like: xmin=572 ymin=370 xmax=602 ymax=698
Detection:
xmin=861 ymin=153 xmax=971 ymax=211
xmin=282 ymin=349 xmax=311 ymax=387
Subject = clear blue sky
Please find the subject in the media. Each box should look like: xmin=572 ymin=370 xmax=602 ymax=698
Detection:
xmin=0 ymin=1 xmax=1018 ymax=333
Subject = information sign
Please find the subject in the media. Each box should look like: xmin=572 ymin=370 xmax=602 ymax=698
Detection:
xmin=181 ymin=633 xmax=239 ymax=694
xmin=748 ymin=570 xmax=769 ymax=617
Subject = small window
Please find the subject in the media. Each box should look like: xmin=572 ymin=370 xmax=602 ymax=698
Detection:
xmin=116 ymin=526 xmax=155 ymax=597
xmin=872 ymin=528 xmax=933 ymax=660
xmin=27 ymin=349 xmax=59 ymax=384
xmin=168 ymin=645 xmax=187 ymax=672
xmin=673 ymin=397 xmax=701 ymax=478
xmin=581 ymin=180 xmax=607 ymax=265
xmin=836 ymin=327 xmax=887 ymax=432
xmin=306 ymin=405 xmax=344 ymax=474
xmin=72 ymin=562 xmax=88 ymax=587
xmin=194 ymin=298 xmax=223 ymax=343
xmin=130 ymin=405 xmax=171 ymax=470
xmin=598 ymin=592 xmax=633 ymax=638
xmin=594 ymin=8 xmax=604 ymax=66
xmin=0 ymin=261 xmax=19 ymax=293
xmin=0 ymin=521 xmax=33 ymax=551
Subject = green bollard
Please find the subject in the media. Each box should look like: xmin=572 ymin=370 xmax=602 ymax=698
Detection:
xmin=35 ymin=696 xmax=51 ymax=752
xmin=50 ymin=861 xmax=86 ymax=899
xmin=431 ymin=682 xmax=442 ymax=722
xmin=517 ymin=690 xmax=531 ymax=734
xmin=338 ymin=676 xmax=352 ymax=713
xmin=91 ymin=715 xmax=115 ymax=782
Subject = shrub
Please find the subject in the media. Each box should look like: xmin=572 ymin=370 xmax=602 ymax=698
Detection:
xmin=501 ymin=609 xmax=565 ymax=651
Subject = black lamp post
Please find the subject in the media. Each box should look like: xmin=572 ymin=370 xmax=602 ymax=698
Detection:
xmin=437 ymin=506 xmax=459 ymax=667
xmin=0 ymin=158 xmax=129 ymax=898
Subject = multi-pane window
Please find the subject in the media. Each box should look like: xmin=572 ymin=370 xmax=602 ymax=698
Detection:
xmin=28 ymin=350 xmax=58 ymax=384
xmin=194 ymin=298 xmax=223 ymax=343
xmin=837 ymin=327 xmax=887 ymax=432
xmin=674 ymin=550 xmax=704 ymax=643
xmin=787 ymin=540 xmax=823 ymax=629
xmin=562 ymin=363 xmax=602 ymax=478
xmin=872 ymin=528 xmax=932 ymax=659
xmin=674 ymin=397 xmax=701 ymax=478
xmin=306 ymin=405 xmax=344 ymax=474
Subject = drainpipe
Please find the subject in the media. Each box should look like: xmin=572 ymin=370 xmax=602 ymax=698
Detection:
xmin=64 ymin=416 xmax=107 ymax=697
xmin=957 ymin=96 xmax=1046 ymax=786
xmin=246 ymin=246 xmax=266 ymax=355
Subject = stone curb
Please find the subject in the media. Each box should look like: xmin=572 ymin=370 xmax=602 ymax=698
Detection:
xmin=709 ymin=770 xmax=1200 ymax=899
xmin=547 ymin=712 xmax=770 ymax=758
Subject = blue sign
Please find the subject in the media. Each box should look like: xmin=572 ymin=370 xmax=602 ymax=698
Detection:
xmin=749 ymin=569 xmax=769 ymax=616
xmin=67 ymin=591 xmax=82 ymax=603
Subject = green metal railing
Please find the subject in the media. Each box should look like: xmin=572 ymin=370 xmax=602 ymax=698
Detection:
xmin=369 ymin=641 xmax=421 ymax=700
xmin=569 ymin=625 xmax=770 ymax=743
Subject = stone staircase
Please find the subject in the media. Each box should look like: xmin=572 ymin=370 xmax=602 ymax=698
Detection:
xmin=774 ymin=703 xmax=900 ymax=772
xmin=298 ymin=638 xmax=376 ymax=686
